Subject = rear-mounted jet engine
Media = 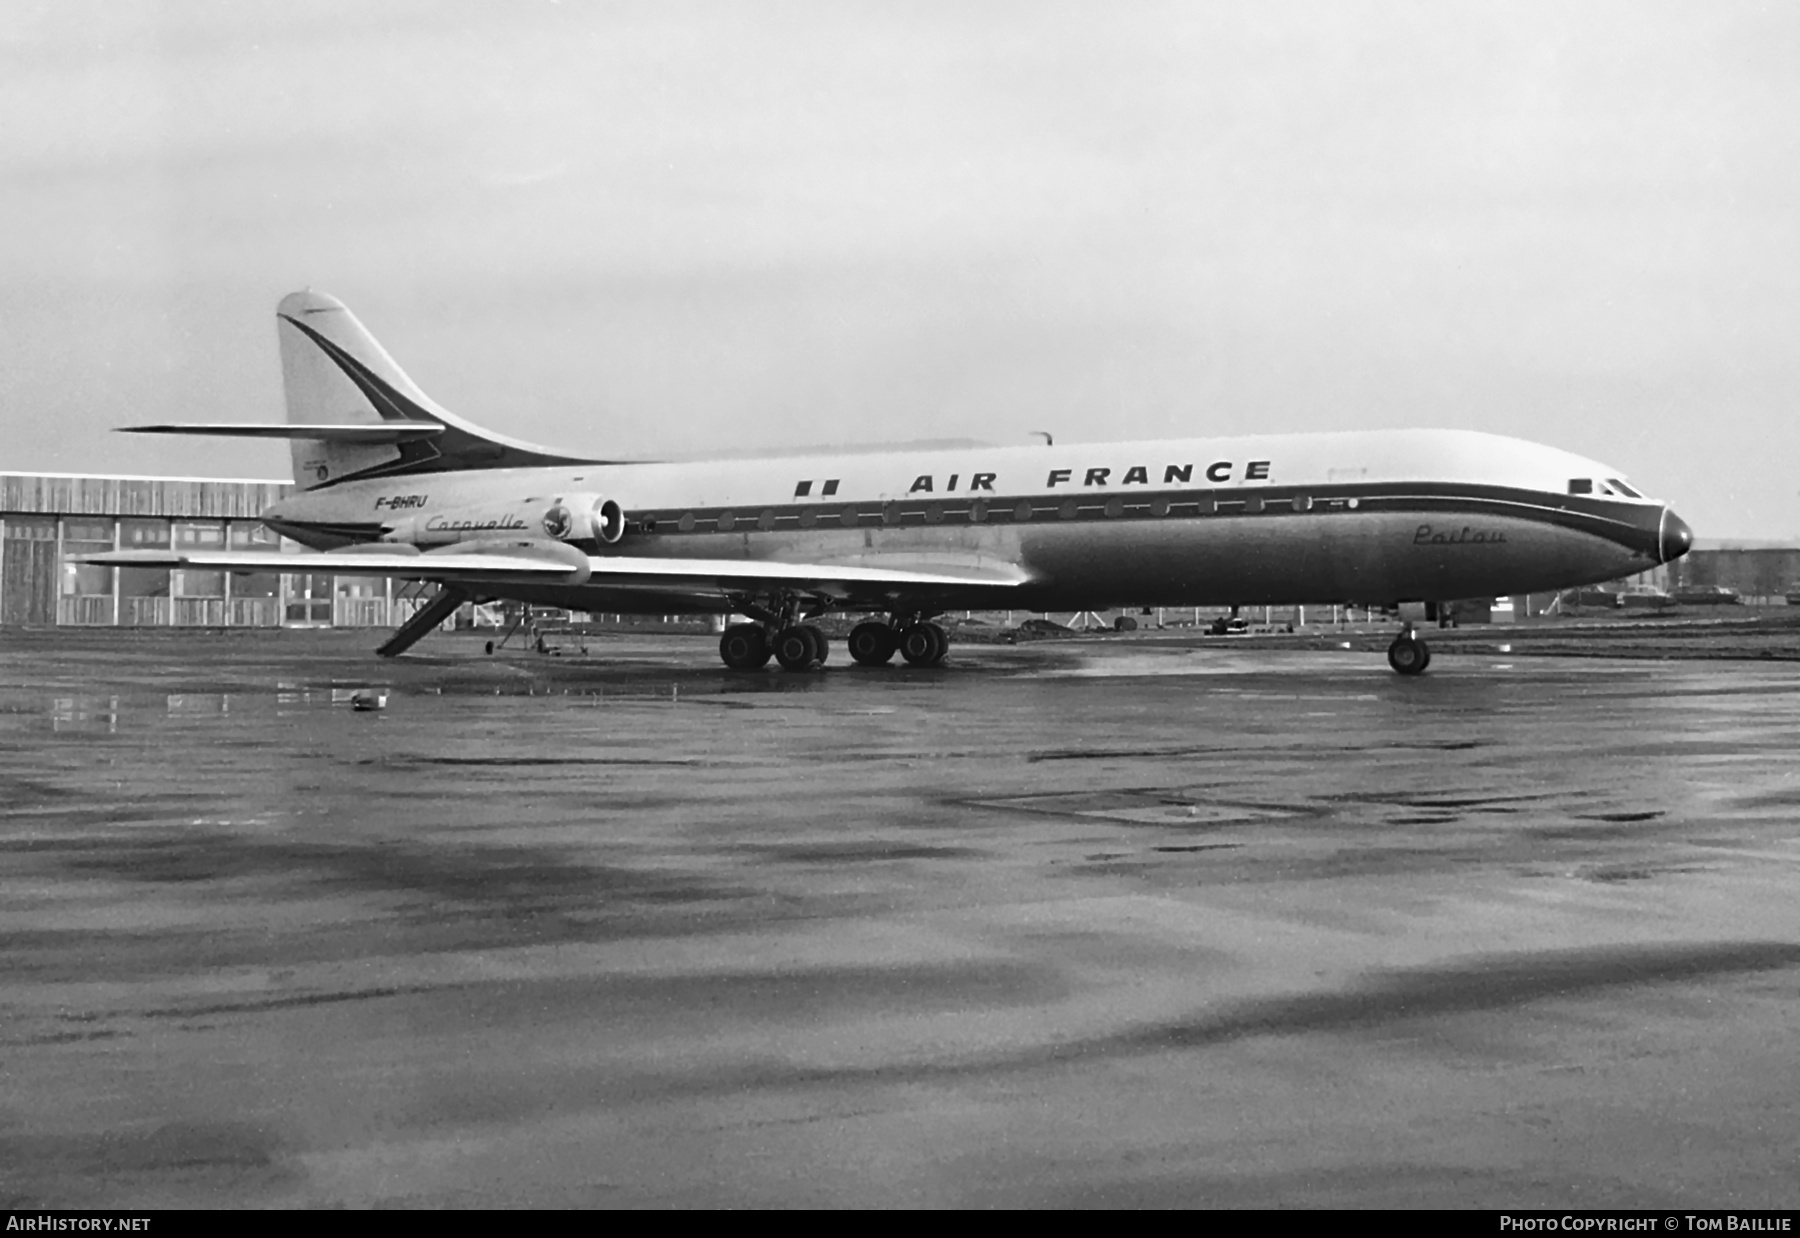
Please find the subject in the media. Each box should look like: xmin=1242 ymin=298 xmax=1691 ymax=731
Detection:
xmin=382 ymin=494 xmax=626 ymax=548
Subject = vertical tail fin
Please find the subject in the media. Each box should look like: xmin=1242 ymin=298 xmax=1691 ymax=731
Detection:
xmin=275 ymin=290 xmax=595 ymax=490
xmin=276 ymin=290 xmax=451 ymax=488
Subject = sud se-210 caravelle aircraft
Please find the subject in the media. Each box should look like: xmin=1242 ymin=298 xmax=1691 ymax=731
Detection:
xmin=88 ymin=290 xmax=1693 ymax=675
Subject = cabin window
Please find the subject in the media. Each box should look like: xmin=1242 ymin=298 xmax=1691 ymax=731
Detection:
xmin=1568 ymin=479 xmax=1594 ymax=495
xmin=969 ymin=500 xmax=988 ymax=523
xmin=1014 ymin=500 xmax=1034 ymax=522
xmin=925 ymin=503 xmax=945 ymax=525
xmin=1243 ymin=495 xmax=1264 ymax=514
xmin=1103 ymin=497 xmax=1124 ymax=518
xmin=1293 ymin=494 xmax=1314 ymax=512
xmin=1058 ymin=498 xmax=1078 ymax=520
xmin=758 ymin=509 xmax=776 ymax=531
xmin=717 ymin=510 xmax=736 ymax=532
xmin=677 ymin=513 xmax=695 ymax=533
xmin=1196 ymin=494 xmax=1216 ymax=515
xmin=797 ymin=508 xmax=817 ymax=529
xmin=1150 ymin=496 xmax=1170 ymax=517
xmin=881 ymin=502 xmax=901 ymax=527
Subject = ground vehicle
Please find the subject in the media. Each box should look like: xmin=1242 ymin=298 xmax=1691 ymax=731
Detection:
xmin=1614 ymin=585 xmax=1675 ymax=609
xmin=1671 ymin=585 xmax=1742 ymax=605
xmin=1559 ymin=588 xmax=1622 ymax=609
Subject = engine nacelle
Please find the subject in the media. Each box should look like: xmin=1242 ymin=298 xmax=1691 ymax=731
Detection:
xmin=541 ymin=494 xmax=625 ymax=545
xmin=382 ymin=494 xmax=626 ymax=547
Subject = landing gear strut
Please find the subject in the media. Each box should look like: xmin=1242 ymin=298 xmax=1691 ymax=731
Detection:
xmin=1387 ymin=625 xmax=1431 ymax=676
xmin=376 ymin=585 xmax=471 ymax=658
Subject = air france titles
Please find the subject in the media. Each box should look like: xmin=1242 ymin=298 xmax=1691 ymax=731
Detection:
xmin=897 ymin=461 xmax=1273 ymax=494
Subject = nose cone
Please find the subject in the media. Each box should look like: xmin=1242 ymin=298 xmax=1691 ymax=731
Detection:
xmin=1659 ymin=508 xmax=1693 ymax=564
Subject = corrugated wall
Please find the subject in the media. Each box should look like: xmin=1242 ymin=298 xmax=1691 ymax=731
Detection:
xmin=1673 ymin=549 xmax=1800 ymax=596
xmin=0 ymin=474 xmax=291 ymax=518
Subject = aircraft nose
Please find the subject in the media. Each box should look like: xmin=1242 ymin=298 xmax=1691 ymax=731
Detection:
xmin=1659 ymin=507 xmax=1693 ymax=564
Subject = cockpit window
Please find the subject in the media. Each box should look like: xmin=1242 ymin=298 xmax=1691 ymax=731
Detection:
xmin=1568 ymin=478 xmax=1594 ymax=495
xmin=1607 ymin=478 xmax=1644 ymax=498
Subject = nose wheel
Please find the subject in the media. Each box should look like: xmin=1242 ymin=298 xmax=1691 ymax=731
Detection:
xmin=1387 ymin=629 xmax=1431 ymax=675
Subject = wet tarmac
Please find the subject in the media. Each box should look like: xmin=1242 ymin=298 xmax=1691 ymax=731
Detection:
xmin=3 ymin=629 xmax=1799 ymax=1208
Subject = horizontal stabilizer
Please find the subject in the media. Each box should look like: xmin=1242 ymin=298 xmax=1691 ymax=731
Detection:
xmin=122 ymin=422 xmax=445 ymax=443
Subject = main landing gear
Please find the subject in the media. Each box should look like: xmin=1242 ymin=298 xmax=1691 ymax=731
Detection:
xmin=849 ymin=619 xmax=947 ymax=667
xmin=719 ymin=621 xmax=831 ymax=670
xmin=716 ymin=609 xmax=949 ymax=671
xmin=1387 ymin=625 xmax=1432 ymax=676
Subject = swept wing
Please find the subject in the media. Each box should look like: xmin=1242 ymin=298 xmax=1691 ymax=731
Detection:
xmin=80 ymin=546 xmax=1028 ymax=591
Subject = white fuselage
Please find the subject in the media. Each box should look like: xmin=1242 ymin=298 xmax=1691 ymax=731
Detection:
xmin=264 ymin=428 xmax=1681 ymax=614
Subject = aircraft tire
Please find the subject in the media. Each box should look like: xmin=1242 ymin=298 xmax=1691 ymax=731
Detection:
xmin=848 ymin=621 xmax=898 ymax=666
xmin=720 ymin=623 xmax=772 ymax=670
xmin=773 ymin=626 xmax=820 ymax=671
xmin=900 ymin=622 xmax=948 ymax=666
xmin=801 ymin=624 xmax=829 ymax=665
xmin=899 ymin=625 xmax=936 ymax=665
xmin=924 ymin=621 xmax=948 ymax=664
xmin=1387 ymin=635 xmax=1429 ymax=676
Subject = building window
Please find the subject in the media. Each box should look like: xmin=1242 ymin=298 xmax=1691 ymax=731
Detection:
xmin=59 ymin=519 xmax=116 ymax=625
xmin=172 ymin=523 xmax=226 ymax=625
xmin=118 ymin=519 xmax=171 ymax=626
xmin=226 ymin=522 xmax=281 ymax=626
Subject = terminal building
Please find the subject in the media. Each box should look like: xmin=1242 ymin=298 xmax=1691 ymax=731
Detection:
xmin=0 ymin=472 xmax=422 ymax=630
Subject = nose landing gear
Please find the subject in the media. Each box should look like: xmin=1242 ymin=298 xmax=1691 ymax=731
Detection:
xmin=1387 ymin=625 xmax=1431 ymax=675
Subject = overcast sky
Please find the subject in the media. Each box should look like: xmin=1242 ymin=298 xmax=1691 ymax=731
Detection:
xmin=3 ymin=0 xmax=1796 ymax=537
